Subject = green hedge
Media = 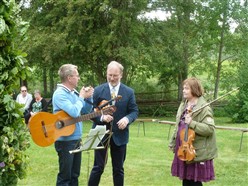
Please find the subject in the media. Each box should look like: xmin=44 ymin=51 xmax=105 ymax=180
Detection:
xmin=0 ymin=1 xmax=31 ymax=185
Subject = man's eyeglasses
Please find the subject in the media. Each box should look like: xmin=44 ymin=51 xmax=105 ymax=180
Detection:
xmin=21 ymin=90 xmax=27 ymax=92
xmin=70 ymin=74 xmax=80 ymax=78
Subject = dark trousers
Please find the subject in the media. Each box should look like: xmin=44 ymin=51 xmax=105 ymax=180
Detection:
xmin=183 ymin=179 xmax=203 ymax=186
xmin=88 ymin=137 xmax=126 ymax=186
xmin=55 ymin=140 xmax=82 ymax=186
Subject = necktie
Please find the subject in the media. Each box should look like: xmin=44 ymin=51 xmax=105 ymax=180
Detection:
xmin=111 ymin=87 xmax=116 ymax=105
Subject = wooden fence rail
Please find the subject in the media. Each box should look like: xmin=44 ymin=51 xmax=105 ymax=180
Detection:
xmin=135 ymin=119 xmax=248 ymax=152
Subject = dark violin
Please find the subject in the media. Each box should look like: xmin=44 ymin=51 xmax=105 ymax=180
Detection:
xmin=177 ymin=106 xmax=196 ymax=162
xmin=94 ymin=95 xmax=122 ymax=111
xmin=95 ymin=100 xmax=110 ymax=111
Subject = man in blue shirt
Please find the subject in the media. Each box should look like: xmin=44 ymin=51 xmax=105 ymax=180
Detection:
xmin=53 ymin=64 xmax=94 ymax=186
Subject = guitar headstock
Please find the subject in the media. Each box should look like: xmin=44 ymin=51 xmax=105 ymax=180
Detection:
xmin=102 ymin=105 xmax=116 ymax=115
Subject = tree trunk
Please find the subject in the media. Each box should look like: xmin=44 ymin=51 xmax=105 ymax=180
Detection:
xmin=176 ymin=0 xmax=192 ymax=101
xmin=214 ymin=2 xmax=228 ymax=99
xmin=49 ymin=68 xmax=55 ymax=97
xmin=43 ymin=67 xmax=47 ymax=96
xmin=178 ymin=73 xmax=183 ymax=101
xmin=20 ymin=79 xmax=28 ymax=88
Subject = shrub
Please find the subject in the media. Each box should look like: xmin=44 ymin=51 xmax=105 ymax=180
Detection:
xmin=0 ymin=1 xmax=31 ymax=185
xmin=226 ymin=61 xmax=248 ymax=123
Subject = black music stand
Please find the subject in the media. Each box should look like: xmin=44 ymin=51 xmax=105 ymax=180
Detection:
xmin=69 ymin=125 xmax=112 ymax=181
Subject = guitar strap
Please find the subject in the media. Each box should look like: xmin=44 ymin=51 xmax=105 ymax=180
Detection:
xmin=42 ymin=94 xmax=94 ymax=113
xmin=42 ymin=98 xmax=52 ymax=112
xmin=73 ymin=88 xmax=94 ymax=106
xmin=84 ymin=98 xmax=94 ymax=106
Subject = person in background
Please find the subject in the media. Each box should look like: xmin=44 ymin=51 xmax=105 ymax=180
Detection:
xmin=16 ymin=85 xmax=32 ymax=122
xmin=53 ymin=64 xmax=94 ymax=186
xmin=169 ymin=77 xmax=217 ymax=186
xmin=88 ymin=61 xmax=139 ymax=186
xmin=25 ymin=89 xmax=48 ymax=124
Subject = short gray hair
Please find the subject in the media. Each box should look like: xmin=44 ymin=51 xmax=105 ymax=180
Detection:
xmin=34 ymin=89 xmax=40 ymax=95
xmin=107 ymin=61 xmax=124 ymax=74
xmin=58 ymin=64 xmax=78 ymax=82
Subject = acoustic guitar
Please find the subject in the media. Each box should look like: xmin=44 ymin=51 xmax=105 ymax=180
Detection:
xmin=28 ymin=106 xmax=116 ymax=147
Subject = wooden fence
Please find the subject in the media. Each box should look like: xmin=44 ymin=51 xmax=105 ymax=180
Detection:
xmin=135 ymin=119 xmax=248 ymax=152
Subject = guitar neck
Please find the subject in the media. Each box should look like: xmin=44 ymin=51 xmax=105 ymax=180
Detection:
xmin=64 ymin=111 xmax=102 ymax=126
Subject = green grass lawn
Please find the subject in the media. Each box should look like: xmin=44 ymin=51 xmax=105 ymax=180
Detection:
xmin=18 ymin=117 xmax=248 ymax=186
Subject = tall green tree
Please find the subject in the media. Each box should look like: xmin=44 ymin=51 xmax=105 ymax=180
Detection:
xmin=151 ymin=0 xmax=205 ymax=100
xmin=20 ymin=0 xmax=153 ymax=92
xmin=196 ymin=0 xmax=245 ymax=99
xmin=152 ymin=0 xmax=246 ymax=100
xmin=20 ymin=0 xmax=68 ymax=95
xmin=225 ymin=1 xmax=248 ymax=122
xmin=0 ymin=0 xmax=31 ymax=185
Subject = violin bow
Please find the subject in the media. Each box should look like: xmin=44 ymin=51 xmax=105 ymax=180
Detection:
xmin=192 ymin=87 xmax=239 ymax=114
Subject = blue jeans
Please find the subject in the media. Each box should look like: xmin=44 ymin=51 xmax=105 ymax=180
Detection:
xmin=55 ymin=140 xmax=82 ymax=186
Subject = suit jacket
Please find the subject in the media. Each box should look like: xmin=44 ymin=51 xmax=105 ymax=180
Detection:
xmin=92 ymin=82 xmax=138 ymax=146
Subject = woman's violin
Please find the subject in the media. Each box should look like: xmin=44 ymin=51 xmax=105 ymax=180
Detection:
xmin=177 ymin=106 xmax=196 ymax=162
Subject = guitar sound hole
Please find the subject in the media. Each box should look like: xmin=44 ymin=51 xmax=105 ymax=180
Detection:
xmin=55 ymin=121 xmax=65 ymax=129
